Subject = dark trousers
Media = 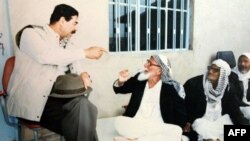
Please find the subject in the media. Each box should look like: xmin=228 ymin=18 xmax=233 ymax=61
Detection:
xmin=40 ymin=96 xmax=98 ymax=141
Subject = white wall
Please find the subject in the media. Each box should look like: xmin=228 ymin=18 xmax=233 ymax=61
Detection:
xmin=6 ymin=0 xmax=250 ymax=118
xmin=191 ymin=0 xmax=250 ymax=67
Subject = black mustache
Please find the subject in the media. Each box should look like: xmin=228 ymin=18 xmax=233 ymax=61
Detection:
xmin=71 ymin=30 xmax=76 ymax=34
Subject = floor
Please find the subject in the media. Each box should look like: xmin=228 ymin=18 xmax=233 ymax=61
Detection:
xmin=22 ymin=117 xmax=117 ymax=141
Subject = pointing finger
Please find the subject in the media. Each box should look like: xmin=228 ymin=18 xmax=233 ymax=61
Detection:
xmin=100 ymin=48 xmax=108 ymax=53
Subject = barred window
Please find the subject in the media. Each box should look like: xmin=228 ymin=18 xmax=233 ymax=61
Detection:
xmin=109 ymin=0 xmax=191 ymax=52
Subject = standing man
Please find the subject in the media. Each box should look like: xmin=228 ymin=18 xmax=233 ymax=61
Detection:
xmin=233 ymin=53 xmax=250 ymax=119
xmin=7 ymin=4 xmax=107 ymax=141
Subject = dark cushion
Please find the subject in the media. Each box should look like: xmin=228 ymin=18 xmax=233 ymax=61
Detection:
xmin=216 ymin=51 xmax=236 ymax=68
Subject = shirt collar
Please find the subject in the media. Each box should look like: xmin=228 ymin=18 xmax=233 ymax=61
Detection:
xmin=145 ymin=79 xmax=162 ymax=90
xmin=44 ymin=24 xmax=60 ymax=40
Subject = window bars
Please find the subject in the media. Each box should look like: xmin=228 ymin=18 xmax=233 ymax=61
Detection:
xmin=109 ymin=0 xmax=191 ymax=52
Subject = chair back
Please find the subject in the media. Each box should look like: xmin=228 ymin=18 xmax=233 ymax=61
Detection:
xmin=1 ymin=56 xmax=17 ymax=127
xmin=216 ymin=51 xmax=236 ymax=68
xmin=2 ymin=56 xmax=15 ymax=93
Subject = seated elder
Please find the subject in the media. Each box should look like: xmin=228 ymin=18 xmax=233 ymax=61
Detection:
xmin=113 ymin=54 xmax=187 ymax=141
xmin=183 ymin=59 xmax=249 ymax=141
xmin=233 ymin=53 xmax=250 ymax=119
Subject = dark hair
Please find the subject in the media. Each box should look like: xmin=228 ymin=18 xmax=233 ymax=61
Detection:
xmin=50 ymin=4 xmax=78 ymax=24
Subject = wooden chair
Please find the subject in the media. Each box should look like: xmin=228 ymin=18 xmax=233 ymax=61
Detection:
xmin=0 ymin=56 xmax=63 ymax=141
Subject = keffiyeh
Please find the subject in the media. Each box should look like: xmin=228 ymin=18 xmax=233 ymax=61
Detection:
xmin=152 ymin=54 xmax=185 ymax=99
xmin=203 ymin=59 xmax=231 ymax=103
xmin=202 ymin=59 xmax=231 ymax=122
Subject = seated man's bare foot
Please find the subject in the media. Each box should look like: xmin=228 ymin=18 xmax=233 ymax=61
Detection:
xmin=114 ymin=136 xmax=137 ymax=141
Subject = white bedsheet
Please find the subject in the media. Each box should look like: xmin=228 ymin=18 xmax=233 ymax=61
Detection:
xmin=97 ymin=117 xmax=119 ymax=141
xmin=96 ymin=117 xmax=189 ymax=141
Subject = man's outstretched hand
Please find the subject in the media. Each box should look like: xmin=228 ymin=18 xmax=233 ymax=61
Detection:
xmin=84 ymin=46 xmax=108 ymax=59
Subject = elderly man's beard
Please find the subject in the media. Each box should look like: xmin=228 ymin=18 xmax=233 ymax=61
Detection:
xmin=137 ymin=71 xmax=152 ymax=81
xmin=241 ymin=70 xmax=249 ymax=74
xmin=239 ymin=65 xmax=249 ymax=74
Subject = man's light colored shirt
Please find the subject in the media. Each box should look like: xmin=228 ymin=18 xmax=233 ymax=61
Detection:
xmin=7 ymin=25 xmax=86 ymax=121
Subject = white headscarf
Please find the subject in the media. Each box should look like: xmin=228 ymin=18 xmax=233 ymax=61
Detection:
xmin=235 ymin=53 xmax=250 ymax=81
xmin=242 ymin=53 xmax=250 ymax=60
xmin=152 ymin=54 xmax=185 ymax=99
xmin=203 ymin=59 xmax=231 ymax=103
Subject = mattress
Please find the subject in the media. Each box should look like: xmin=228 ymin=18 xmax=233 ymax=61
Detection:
xmin=96 ymin=117 xmax=189 ymax=141
xmin=97 ymin=117 xmax=119 ymax=141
